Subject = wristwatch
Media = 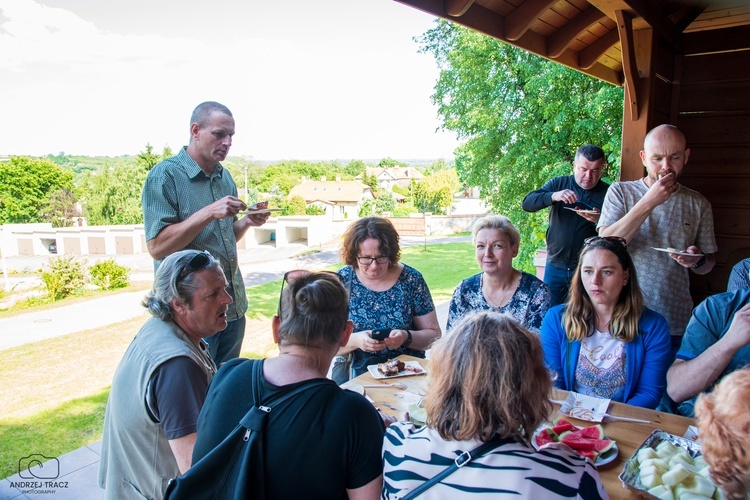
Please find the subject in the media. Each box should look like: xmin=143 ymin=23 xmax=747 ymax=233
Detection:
xmin=403 ymin=330 xmax=413 ymax=348
xmin=692 ymin=255 xmax=707 ymax=269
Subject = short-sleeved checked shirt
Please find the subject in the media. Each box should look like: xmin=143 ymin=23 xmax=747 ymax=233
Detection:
xmin=142 ymin=147 xmax=247 ymax=321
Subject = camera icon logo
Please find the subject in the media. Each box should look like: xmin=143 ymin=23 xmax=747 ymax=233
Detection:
xmin=18 ymin=454 xmax=60 ymax=479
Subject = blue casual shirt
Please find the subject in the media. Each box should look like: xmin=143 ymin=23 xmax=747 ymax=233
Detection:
xmin=675 ymin=288 xmax=750 ymax=416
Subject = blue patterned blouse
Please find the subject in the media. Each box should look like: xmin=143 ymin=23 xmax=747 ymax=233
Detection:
xmin=446 ymin=272 xmax=550 ymax=334
xmin=337 ymin=264 xmax=436 ymax=376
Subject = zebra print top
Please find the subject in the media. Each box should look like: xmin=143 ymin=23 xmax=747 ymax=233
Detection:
xmin=382 ymin=423 xmax=609 ymax=499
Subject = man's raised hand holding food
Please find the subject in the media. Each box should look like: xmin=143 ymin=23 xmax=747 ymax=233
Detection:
xmin=597 ymin=124 xmax=717 ymax=356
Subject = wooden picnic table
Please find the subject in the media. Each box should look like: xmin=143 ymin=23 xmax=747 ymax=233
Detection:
xmin=344 ymin=355 xmax=697 ymax=499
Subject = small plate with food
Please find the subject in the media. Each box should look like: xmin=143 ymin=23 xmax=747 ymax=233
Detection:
xmin=368 ymin=360 xmax=426 ymax=379
xmin=563 ymin=207 xmax=599 ymax=215
xmin=533 ymin=418 xmax=618 ymax=466
xmin=241 ymin=208 xmax=283 ymax=214
xmin=651 ymin=247 xmax=704 ymax=257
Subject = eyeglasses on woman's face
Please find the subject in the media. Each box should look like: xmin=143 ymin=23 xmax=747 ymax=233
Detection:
xmin=584 ymin=236 xmax=627 ymax=248
xmin=177 ymin=251 xmax=211 ymax=284
xmin=277 ymin=270 xmax=344 ymax=317
xmin=356 ymin=256 xmax=389 ymax=266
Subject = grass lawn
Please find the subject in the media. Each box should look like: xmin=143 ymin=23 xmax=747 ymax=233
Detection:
xmin=0 ymin=239 xmax=477 ymax=479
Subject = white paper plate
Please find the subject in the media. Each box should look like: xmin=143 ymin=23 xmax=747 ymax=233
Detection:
xmin=563 ymin=207 xmax=598 ymax=215
xmin=367 ymin=361 xmax=427 ymax=379
xmin=242 ymin=208 xmax=283 ymax=214
xmin=651 ymin=247 xmax=704 ymax=257
xmin=559 ymin=392 xmax=610 ymax=422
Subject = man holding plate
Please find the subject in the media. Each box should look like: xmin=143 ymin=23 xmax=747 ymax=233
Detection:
xmin=522 ymin=144 xmax=609 ymax=306
xmin=598 ymin=124 xmax=717 ymax=356
xmin=142 ymin=101 xmax=270 ymax=365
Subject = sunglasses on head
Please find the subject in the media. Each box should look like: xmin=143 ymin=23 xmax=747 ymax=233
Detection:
xmin=277 ymin=270 xmax=344 ymax=317
xmin=177 ymin=251 xmax=211 ymax=283
xmin=584 ymin=236 xmax=627 ymax=248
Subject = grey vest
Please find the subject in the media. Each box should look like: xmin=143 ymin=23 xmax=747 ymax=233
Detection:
xmin=98 ymin=317 xmax=216 ymax=500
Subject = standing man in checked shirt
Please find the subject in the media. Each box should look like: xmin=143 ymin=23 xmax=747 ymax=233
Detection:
xmin=142 ymin=101 xmax=269 ymax=365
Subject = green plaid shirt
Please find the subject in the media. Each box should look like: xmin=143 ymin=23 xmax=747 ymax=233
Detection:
xmin=142 ymin=147 xmax=247 ymax=320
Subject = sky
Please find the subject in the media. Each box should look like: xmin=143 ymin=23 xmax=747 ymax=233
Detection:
xmin=0 ymin=0 xmax=462 ymax=161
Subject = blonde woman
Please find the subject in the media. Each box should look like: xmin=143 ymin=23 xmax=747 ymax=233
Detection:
xmin=446 ymin=215 xmax=550 ymax=333
xmin=540 ymin=236 xmax=671 ymax=408
xmin=382 ymin=311 xmax=607 ymax=499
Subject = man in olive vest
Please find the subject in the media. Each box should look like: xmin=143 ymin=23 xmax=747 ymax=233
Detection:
xmin=98 ymin=249 xmax=231 ymax=500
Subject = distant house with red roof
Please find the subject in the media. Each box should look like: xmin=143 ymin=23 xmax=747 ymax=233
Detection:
xmin=288 ymin=177 xmax=374 ymax=219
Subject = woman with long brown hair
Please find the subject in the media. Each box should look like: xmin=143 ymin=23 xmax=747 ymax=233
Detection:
xmin=540 ymin=236 xmax=671 ymax=408
xmin=382 ymin=311 xmax=606 ymax=499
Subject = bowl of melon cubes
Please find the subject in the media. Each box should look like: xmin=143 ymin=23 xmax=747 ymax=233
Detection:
xmin=619 ymin=430 xmax=722 ymax=499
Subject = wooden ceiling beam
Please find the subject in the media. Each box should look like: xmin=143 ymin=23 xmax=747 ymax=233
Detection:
xmin=444 ymin=0 xmax=475 ymax=17
xmin=672 ymin=4 xmax=708 ymax=32
xmin=616 ymin=10 xmax=641 ymax=121
xmin=548 ymin=7 xmax=607 ymax=58
xmin=505 ymin=0 xmax=558 ymax=41
xmin=622 ymin=0 xmax=683 ymax=50
xmin=578 ymin=28 xmax=619 ymax=69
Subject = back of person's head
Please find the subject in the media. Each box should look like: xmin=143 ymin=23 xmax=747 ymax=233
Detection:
xmin=565 ymin=237 xmax=643 ymax=342
xmin=190 ymin=101 xmax=233 ymax=127
xmin=575 ymin=144 xmax=605 ymax=163
xmin=471 ymin=215 xmax=520 ymax=247
xmin=696 ymin=368 xmax=750 ymax=500
xmin=340 ymin=216 xmax=400 ymax=267
xmin=277 ymin=272 xmax=349 ymax=349
xmin=426 ymin=311 xmax=552 ymax=442
xmin=143 ymin=250 xmax=223 ymax=321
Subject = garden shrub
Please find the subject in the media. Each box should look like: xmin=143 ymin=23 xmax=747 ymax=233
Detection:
xmin=89 ymin=259 xmax=130 ymax=290
xmin=40 ymin=256 xmax=86 ymax=300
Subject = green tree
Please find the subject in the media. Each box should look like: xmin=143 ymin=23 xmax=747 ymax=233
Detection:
xmin=136 ymin=143 xmax=160 ymax=171
xmin=379 ymin=158 xmax=407 ymax=168
xmin=0 ymin=157 xmax=74 ymax=224
xmin=412 ymin=169 xmax=461 ymax=214
xmin=285 ymin=195 xmax=307 ymax=215
xmin=161 ymin=145 xmax=173 ymax=160
xmin=45 ymin=188 xmax=78 ymax=227
xmin=418 ymin=21 xmax=624 ymax=270
xmin=80 ymin=162 xmax=146 ymax=225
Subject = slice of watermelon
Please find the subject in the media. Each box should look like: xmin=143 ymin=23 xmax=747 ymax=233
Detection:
xmin=577 ymin=450 xmax=599 ymax=462
xmin=534 ymin=428 xmax=557 ymax=447
xmin=560 ymin=434 xmax=599 ymax=452
xmin=594 ymin=439 xmax=614 ymax=453
xmin=552 ymin=421 xmax=575 ymax=434
xmin=553 ymin=416 xmax=573 ymax=427
xmin=579 ymin=424 xmax=605 ymax=439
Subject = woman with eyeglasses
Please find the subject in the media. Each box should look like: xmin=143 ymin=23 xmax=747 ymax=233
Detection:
xmin=446 ymin=215 xmax=551 ymax=334
xmin=540 ymin=236 xmax=671 ymax=408
xmin=191 ymin=271 xmax=385 ymax=499
xmin=333 ymin=216 xmax=440 ymax=382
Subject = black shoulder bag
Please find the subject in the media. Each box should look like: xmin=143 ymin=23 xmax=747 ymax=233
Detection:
xmin=400 ymin=436 xmax=509 ymax=500
xmin=164 ymin=359 xmax=328 ymax=500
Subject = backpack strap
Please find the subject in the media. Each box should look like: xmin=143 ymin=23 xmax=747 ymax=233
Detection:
xmin=245 ymin=358 xmax=330 ymax=427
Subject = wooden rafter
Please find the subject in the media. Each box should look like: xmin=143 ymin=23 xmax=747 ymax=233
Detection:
xmin=505 ymin=0 xmax=558 ymax=41
xmin=444 ymin=0 xmax=474 ymax=17
xmin=548 ymin=7 xmax=606 ymax=58
xmin=615 ymin=10 xmax=640 ymax=121
xmin=623 ymin=0 xmax=683 ymax=51
xmin=578 ymin=29 xmax=619 ymax=69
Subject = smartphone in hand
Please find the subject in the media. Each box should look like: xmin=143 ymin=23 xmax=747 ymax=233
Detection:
xmin=370 ymin=328 xmax=391 ymax=341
